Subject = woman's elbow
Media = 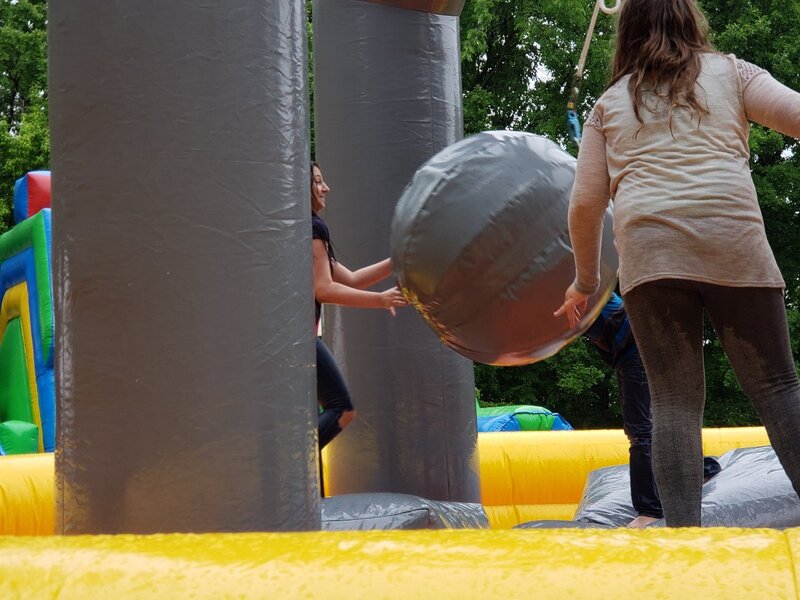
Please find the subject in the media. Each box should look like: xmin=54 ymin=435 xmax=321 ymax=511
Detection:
xmin=314 ymin=282 xmax=337 ymax=304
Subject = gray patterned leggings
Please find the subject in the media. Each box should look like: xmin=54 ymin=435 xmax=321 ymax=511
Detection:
xmin=623 ymin=279 xmax=800 ymax=526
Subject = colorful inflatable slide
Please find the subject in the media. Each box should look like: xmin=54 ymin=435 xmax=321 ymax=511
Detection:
xmin=0 ymin=171 xmax=53 ymax=455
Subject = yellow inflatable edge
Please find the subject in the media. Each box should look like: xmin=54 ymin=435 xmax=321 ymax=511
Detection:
xmin=1 ymin=528 xmax=799 ymax=599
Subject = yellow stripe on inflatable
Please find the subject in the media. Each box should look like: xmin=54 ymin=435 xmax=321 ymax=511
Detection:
xmin=0 ymin=528 xmax=797 ymax=599
xmin=0 ymin=453 xmax=54 ymax=535
xmin=484 ymin=503 xmax=578 ymax=529
xmin=702 ymin=426 xmax=770 ymax=455
xmin=0 ymin=282 xmax=43 ymax=452
xmin=478 ymin=430 xmax=629 ymax=507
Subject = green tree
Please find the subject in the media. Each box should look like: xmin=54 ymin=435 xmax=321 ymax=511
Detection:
xmin=461 ymin=0 xmax=614 ymax=143
xmin=0 ymin=0 xmax=48 ymax=233
xmin=701 ymin=0 xmax=800 ymax=425
xmin=463 ymin=0 xmax=800 ymax=429
xmin=307 ymin=0 xmax=316 ymax=159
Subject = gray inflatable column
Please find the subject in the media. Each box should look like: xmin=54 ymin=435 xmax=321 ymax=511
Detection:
xmin=314 ymin=0 xmax=479 ymax=502
xmin=49 ymin=1 xmax=318 ymax=533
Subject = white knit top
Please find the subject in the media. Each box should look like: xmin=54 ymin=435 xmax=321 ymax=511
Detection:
xmin=570 ymin=52 xmax=800 ymax=296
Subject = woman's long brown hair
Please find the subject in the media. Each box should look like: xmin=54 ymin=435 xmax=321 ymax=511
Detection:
xmin=609 ymin=0 xmax=714 ymax=126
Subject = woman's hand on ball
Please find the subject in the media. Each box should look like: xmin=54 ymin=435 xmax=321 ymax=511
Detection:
xmin=554 ymin=282 xmax=590 ymax=328
xmin=380 ymin=286 xmax=408 ymax=316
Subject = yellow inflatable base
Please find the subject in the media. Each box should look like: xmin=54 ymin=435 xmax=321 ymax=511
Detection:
xmin=0 ymin=427 xmax=772 ymax=534
xmin=2 ymin=528 xmax=799 ymax=599
xmin=0 ymin=427 xmax=792 ymax=598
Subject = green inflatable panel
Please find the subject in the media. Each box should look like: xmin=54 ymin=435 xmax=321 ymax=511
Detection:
xmin=0 ymin=318 xmax=33 ymax=423
xmin=0 ymin=212 xmax=54 ymax=367
xmin=476 ymin=403 xmax=573 ymax=431
xmin=477 ymin=405 xmax=554 ymax=430
xmin=0 ymin=420 xmax=38 ymax=454
xmin=512 ymin=411 xmax=556 ymax=431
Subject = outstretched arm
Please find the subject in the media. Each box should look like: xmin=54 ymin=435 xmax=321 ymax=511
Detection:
xmin=313 ymin=241 xmax=404 ymax=311
xmin=331 ymin=257 xmax=393 ymax=290
xmin=742 ymin=66 xmax=800 ymax=139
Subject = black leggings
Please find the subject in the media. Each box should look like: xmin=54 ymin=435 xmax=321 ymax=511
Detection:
xmin=615 ymin=354 xmax=662 ymax=518
xmin=623 ymin=280 xmax=800 ymax=527
xmin=316 ymin=337 xmax=354 ymax=449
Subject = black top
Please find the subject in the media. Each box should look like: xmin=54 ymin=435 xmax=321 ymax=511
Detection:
xmin=312 ymin=213 xmax=335 ymax=325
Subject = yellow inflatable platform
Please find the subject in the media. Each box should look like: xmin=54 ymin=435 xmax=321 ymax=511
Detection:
xmin=1 ymin=427 xmax=771 ymax=534
xmin=2 ymin=528 xmax=799 ymax=599
xmin=0 ymin=427 xmax=788 ymax=599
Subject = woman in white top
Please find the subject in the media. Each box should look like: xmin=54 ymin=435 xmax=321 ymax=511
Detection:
xmin=555 ymin=0 xmax=800 ymax=526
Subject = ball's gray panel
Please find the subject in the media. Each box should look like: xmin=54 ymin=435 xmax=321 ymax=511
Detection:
xmin=391 ymin=131 xmax=618 ymax=366
xmin=360 ymin=0 xmax=466 ymax=16
xmin=49 ymin=1 xmax=318 ymax=533
xmin=314 ymin=0 xmax=479 ymax=502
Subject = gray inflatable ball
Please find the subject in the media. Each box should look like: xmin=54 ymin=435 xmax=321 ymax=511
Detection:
xmin=390 ymin=131 xmax=618 ymax=366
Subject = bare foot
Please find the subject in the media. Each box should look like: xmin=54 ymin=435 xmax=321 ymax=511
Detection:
xmin=627 ymin=515 xmax=659 ymax=529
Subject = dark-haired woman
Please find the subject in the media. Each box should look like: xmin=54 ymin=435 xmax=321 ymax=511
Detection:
xmin=555 ymin=0 xmax=800 ymax=526
xmin=311 ymin=162 xmax=406 ymax=453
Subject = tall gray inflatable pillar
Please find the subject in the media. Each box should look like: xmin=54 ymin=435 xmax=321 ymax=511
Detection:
xmin=49 ymin=1 xmax=318 ymax=533
xmin=314 ymin=0 xmax=479 ymax=502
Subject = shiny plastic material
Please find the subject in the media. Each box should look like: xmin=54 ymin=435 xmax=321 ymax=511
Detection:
xmin=13 ymin=171 xmax=51 ymax=224
xmin=478 ymin=427 xmax=770 ymax=528
xmin=1 ymin=529 xmax=799 ymax=598
xmin=314 ymin=0 xmax=478 ymax=502
xmin=0 ymin=428 xmax=772 ymax=535
xmin=361 ymin=0 xmax=466 ymax=16
xmin=0 ymin=210 xmax=55 ymax=452
xmin=479 ymin=430 xmax=628 ymax=510
xmin=477 ymin=404 xmax=573 ymax=431
xmin=391 ymin=131 xmax=618 ymax=366
xmin=0 ymin=453 xmax=54 ymax=535
xmin=484 ymin=504 xmax=582 ymax=529
xmin=322 ymin=493 xmax=489 ymax=530
xmin=515 ymin=519 xmax=603 ymax=529
xmin=701 ymin=446 xmax=800 ymax=527
xmin=570 ymin=463 xmax=636 ymax=527
xmin=0 ymin=421 xmax=39 ymax=455
xmin=573 ymin=446 xmax=800 ymax=528
xmin=0 ymin=320 xmax=35 ymax=442
xmin=49 ymin=1 xmax=317 ymax=533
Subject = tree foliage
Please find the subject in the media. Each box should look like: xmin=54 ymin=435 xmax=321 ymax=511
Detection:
xmin=0 ymin=0 xmax=48 ymax=233
xmin=464 ymin=0 xmax=800 ymax=429
xmin=462 ymin=0 xmax=614 ymax=143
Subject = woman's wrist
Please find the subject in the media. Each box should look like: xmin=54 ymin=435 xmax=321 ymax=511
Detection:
xmin=574 ymin=278 xmax=599 ymax=295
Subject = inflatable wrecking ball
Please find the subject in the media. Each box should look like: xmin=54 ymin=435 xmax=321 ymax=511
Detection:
xmin=391 ymin=131 xmax=618 ymax=366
